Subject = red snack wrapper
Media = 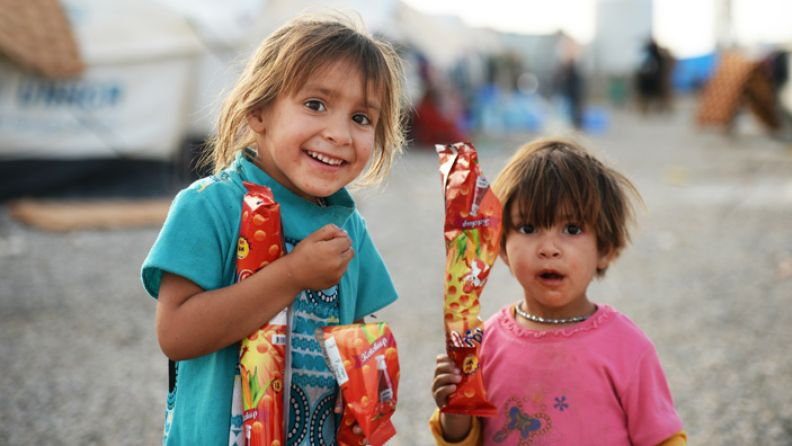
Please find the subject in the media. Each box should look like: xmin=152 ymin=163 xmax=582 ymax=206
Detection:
xmin=318 ymin=323 xmax=399 ymax=446
xmin=436 ymin=142 xmax=502 ymax=417
xmin=236 ymin=182 xmax=287 ymax=446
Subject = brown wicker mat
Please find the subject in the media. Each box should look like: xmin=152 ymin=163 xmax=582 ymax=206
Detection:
xmin=7 ymin=199 xmax=171 ymax=231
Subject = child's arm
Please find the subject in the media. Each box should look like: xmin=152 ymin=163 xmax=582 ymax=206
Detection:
xmin=430 ymin=354 xmax=477 ymax=444
xmin=156 ymin=224 xmax=352 ymax=360
xmin=657 ymin=431 xmax=687 ymax=445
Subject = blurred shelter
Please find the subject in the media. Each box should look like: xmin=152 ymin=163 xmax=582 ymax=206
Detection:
xmin=155 ymin=0 xmax=269 ymax=139
xmin=0 ymin=0 xmax=203 ymax=199
xmin=0 ymin=0 xmax=202 ymax=160
xmin=672 ymin=53 xmax=718 ymax=93
xmin=591 ymin=0 xmax=652 ymax=104
xmin=696 ymin=51 xmax=780 ymax=132
xmin=592 ymin=0 xmax=652 ymax=74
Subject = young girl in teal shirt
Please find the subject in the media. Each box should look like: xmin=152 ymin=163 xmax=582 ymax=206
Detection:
xmin=141 ymin=14 xmax=405 ymax=445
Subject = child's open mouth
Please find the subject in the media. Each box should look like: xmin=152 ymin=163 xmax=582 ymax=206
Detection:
xmin=539 ymin=270 xmax=564 ymax=280
xmin=306 ymin=150 xmax=345 ymax=166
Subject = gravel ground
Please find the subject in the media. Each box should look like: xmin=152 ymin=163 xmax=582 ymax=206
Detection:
xmin=2 ymin=100 xmax=791 ymax=445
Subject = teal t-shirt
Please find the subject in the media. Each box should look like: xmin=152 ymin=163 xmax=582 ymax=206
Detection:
xmin=141 ymin=150 xmax=398 ymax=445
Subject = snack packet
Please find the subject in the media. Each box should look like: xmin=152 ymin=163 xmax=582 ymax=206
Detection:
xmin=318 ymin=323 xmax=399 ymax=446
xmin=436 ymin=142 xmax=502 ymax=417
xmin=236 ymin=182 xmax=287 ymax=446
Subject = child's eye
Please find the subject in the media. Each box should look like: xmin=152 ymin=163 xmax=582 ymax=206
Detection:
xmin=304 ymin=99 xmax=326 ymax=112
xmin=564 ymin=223 xmax=583 ymax=235
xmin=517 ymin=224 xmax=535 ymax=234
xmin=352 ymin=113 xmax=371 ymax=126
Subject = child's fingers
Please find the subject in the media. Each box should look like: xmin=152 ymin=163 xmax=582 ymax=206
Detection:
xmin=324 ymin=233 xmax=353 ymax=254
xmin=433 ymin=369 xmax=462 ymax=390
xmin=432 ymin=382 xmax=458 ymax=408
xmin=433 ymin=353 xmax=462 ymax=408
xmin=310 ymin=224 xmax=346 ymax=241
xmin=434 ymin=354 xmax=458 ymax=374
xmin=435 ymin=353 xmax=453 ymax=365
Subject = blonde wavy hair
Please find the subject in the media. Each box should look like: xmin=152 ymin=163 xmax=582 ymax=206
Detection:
xmin=203 ymin=14 xmax=406 ymax=186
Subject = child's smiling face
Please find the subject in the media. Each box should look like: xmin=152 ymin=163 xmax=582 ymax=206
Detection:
xmin=502 ymin=201 xmax=612 ymax=319
xmin=247 ymin=59 xmax=381 ymax=201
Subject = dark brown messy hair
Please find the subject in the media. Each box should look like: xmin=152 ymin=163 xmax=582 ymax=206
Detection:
xmin=491 ymin=137 xmax=642 ymax=276
xmin=203 ymin=13 xmax=406 ymax=186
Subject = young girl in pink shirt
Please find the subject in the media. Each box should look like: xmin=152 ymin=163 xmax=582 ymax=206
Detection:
xmin=430 ymin=138 xmax=686 ymax=445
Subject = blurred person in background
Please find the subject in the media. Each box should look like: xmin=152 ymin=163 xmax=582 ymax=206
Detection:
xmin=635 ymin=38 xmax=674 ymax=114
xmin=554 ymin=32 xmax=585 ymax=130
xmin=411 ymin=53 xmax=468 ymax=146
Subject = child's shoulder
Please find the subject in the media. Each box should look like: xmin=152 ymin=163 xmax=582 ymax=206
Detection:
xmin=177 ymin=168 xmax=246 ymax=201
xmin=165 ymin=170 xmax=247 ymax=222
xmin=187 ymin=168 xmax=245 ymax=195
xmin=604 ymin=305 xmax=652 ymax=337
xmin=598 ymin=305 xmax=659 ymax=355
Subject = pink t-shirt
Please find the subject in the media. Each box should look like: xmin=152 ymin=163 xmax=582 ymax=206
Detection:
xmin=477 ymin=304 xmax=682 ymax=446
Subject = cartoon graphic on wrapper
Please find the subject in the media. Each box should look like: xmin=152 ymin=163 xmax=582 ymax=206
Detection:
xmin=237 ymin=236 xmax=250 ymax=260
xmin=464 ymin=258 xmax=489 ymax=293
xmin=437 ymin=142 xmax=502 ymax=417
xmin=462 ymin=354 xmax=479 ymax=374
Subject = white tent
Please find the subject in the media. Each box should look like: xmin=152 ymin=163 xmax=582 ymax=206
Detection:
xmin=0 ymin=0 xmax=203 ymax=161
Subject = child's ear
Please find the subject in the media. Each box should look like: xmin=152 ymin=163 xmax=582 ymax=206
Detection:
xmin=247 ymin=108 xmax=267 ymax=134
xmin=597 ymin=247 xmax=618 ymax=271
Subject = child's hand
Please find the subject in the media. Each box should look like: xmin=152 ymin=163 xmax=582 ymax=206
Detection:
xmin=432 ymin=354 xmax=474 ymax=441
xmin=285 ymin=224 xmax=353 ymax=290
xmin=432 ymin=353 xmax=462 ymax=409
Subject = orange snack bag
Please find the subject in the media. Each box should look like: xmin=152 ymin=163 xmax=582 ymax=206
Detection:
xmin=436 ymin=142 xmax=502 ymax=417
xmin=236 ymin=182 xmax=287 ymax=446
xmin=318 ymin=323 xmax=399 ymax=446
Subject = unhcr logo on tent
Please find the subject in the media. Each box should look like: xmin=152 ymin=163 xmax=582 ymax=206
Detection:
xmin=16 ymin=79 xmax=123 ymax=110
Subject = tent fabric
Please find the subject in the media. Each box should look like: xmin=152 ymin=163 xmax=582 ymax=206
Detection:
xmin=62 ymin=0 xmax=203 ymax=64
xmin=0 ymin=0 xmax=206 ymax=161
xmin=0 ymin=0 xmax=84 ymax=78
xmin=696 ymin=52 xmax=779 ymax=131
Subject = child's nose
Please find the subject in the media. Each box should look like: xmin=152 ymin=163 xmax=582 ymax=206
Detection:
xmin=324 ymin=114 xmax=353 ymax=145
xmin=537 ymin=237 xmax=561 ymax=258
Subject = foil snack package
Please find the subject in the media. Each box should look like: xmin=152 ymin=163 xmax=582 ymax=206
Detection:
xmin=436 ymin=142 xmax=502 ymax=417
xmin=318 ymin=323 xmax=399 ymax=446
xmin=236 ymin=182 xmax=287 ymax=446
